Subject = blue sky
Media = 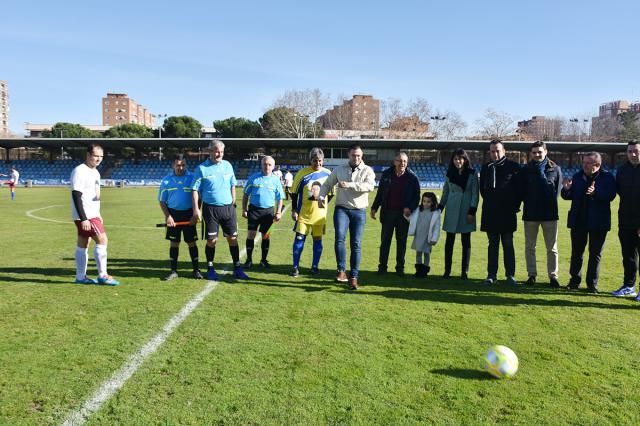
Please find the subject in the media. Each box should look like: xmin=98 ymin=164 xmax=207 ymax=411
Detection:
xmin=2 ymin=0 xmax=639 ymax=135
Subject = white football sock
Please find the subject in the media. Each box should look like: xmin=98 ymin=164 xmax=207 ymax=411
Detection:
xmin=94 ymin=244 xmax=108 ymax=277
xmin=75 ymin=247 xmax=88 ymax=280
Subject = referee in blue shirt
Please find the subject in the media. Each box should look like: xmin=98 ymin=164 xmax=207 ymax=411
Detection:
xmin=158 ymin=154 xmax=202 ymax=280
xmin=191 ymin=140 xmax=249 ymax=280
xmin=242 ymin=156 xmax=285 ymax=268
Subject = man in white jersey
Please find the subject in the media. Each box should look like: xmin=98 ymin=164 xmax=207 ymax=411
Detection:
xmin=70 ymin=144 xmax=119 ymax=285
xmin=1 ymin=166 xmax=19 ymax=200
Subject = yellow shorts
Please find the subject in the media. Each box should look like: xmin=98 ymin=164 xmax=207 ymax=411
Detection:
xmin=294 ymin=221 xmax=326 ymax=237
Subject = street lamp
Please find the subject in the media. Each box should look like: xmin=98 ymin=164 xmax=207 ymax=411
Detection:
xmin=157 ymin=113 xmax=168 ymax=138
xmin=294 ymin=113 xmax=309 ymax=139
xmin=430 ymin=116 xmax=447 ymax=139
xmin=569 ymin=118 xmax=589 ymax=142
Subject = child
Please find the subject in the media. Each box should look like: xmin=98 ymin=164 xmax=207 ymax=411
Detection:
xmin=407 ymin=192 xmax=441 ymax=277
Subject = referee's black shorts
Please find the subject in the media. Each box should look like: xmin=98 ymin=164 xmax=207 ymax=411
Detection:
xmin=202 ymin=203 xmax=238 ymax=239
xmin=165 ymin=208 xmax=198 ymax=243
xmin=247 ymin=205 xmax=274 ymax=233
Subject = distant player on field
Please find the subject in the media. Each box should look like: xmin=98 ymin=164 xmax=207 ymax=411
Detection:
xmin=242 ymin=155 xmax=285 ymax=268
xmin=158 ymin=154 xmax=203 ymax=281
xmin=1 ymin=166 xmax=20 ymax=200
xmin=70 ymin=143 xmax=119 ymax=285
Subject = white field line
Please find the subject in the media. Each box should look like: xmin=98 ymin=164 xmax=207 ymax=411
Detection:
xmin=62 ymin=205 xmax=288 ymax=425
xmin=62 ymin=281 xmax=218 ymax=426
xmin=26 ymin=205 xmax=158 ymax=230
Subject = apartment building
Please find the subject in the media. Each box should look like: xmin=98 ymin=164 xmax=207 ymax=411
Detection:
xmin=319 ymin=95 xmax=380 ymax=131
xmin=102 ymin=93 xmax=155 ymax=127
xmin=1 ymin=80 xmax=8 ymax=136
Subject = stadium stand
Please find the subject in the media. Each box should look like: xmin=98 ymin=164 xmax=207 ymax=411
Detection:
xmin=1 ymin=159 xmax=612 ymax=188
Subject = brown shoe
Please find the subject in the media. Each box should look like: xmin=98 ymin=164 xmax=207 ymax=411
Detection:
xmin=349 ymin=277 xmax=359 ymax=290
xmin=335 ymin=270 xmax=348 ymax=282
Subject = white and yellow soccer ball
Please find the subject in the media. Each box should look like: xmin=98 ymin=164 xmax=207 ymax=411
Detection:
xmin=484 ymin=345 xmax=518 ymax=378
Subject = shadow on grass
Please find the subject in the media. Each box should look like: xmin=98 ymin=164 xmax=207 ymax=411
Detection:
xmin=0 ymin=267 xmax=74 ymax=284
xmin=430 ymin=368 xmax=494 ymax=380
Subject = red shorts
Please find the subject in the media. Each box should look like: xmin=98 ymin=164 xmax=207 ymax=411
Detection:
xmin=74 ymin=217 xmax=106 ymax=238
xmin=4 ymin=181 xmax=15 ymax=188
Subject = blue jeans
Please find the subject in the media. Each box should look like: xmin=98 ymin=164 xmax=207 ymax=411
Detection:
xmin=334 ymin=207 xmax=366 ymax=278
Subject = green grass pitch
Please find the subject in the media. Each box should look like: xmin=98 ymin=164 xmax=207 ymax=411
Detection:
xmin=1 ymin=186 xmax=639 ymax=424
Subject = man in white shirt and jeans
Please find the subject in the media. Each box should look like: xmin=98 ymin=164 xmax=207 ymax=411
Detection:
xmin=319 ymin=144 xmax=376 ymax=290
xmin=70 ymin=144 xmax=119 ymax=285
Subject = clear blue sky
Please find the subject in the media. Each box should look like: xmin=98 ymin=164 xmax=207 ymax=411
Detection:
xmin=2 ymin=0 xmax=639 ymax=135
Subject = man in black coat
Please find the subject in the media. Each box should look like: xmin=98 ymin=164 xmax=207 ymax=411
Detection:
xmin=479 ymin=140 xmax=520 ymax=286
xmin=519 ymin=141 xmax=563 ymax=288
xmin=561 ymin=152 xmax=616 ymax=293
xmin=612 ymin=141 xmax=640 ymax=299
xmin=371 ymin=151 xmax=420 ymax=276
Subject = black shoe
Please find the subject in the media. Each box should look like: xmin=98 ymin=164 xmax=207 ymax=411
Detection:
xmin=244 ymin=260 xmax=253 ymax=268
xmin=290 ymin=267 xmax=300 ymax=277
xmin=192 ymin=270 xmax=203 ymax=280
xmin=163 ymin=271 xmax=179 ymax=281
xmin=526 ymin=276 xmax=536 ymax=286
xmin=549 ymin=278 xmax=561 ymax=288
xmin=377 ymin=265 xmax=387 ymax=275
xmin=310 ymin=266 xmax=320 ymax=275
xmin=396 ymin=268 xmax=405 ymax=277
xmin=587 ymin=287 xmax=599 ymax=294
xmin=259 ymin=260 xmax=271 ymax=269
xmin=566 ymin=283 xmax=579 ymax=291
xmin=461 ymin=272 xmax=468 ymax=280
xmin=443 ymin=272 xmax=451 ymax=279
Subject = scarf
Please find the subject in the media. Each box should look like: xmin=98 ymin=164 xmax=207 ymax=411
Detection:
xmin=447 ymin=166 xmax=472 ymax=191
xmin=533 ymin=157 xmax=548 ymax=179
xmin=487 ymin=156 xmax=506 ymax=189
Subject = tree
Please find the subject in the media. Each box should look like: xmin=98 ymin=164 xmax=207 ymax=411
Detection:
xmin=380 ymin=98 xmax=403 ymax=129
xmin=591 ymin=116 xmax=619 ymax=142
xmin=213 ymin=117 xmax=263 ymax=138
xmin=429 ymin=110 xmax=468 ymax=140
xmin=260 ymin=107 xmax=318 ymax=138
xmin=104 ymin=123 xmax=154 ymax=138
xmin=271 ymin=89 xmax=331 ymax=138
xmin=618 ymin=111 xmax=640 ymax=142
xmin=162 ymin=116 xmax=202 ymax=138
xmin=42 ymin=122 xmax=101 ymax=138
xmin=475 ymin=109 xmax=517 ymax=139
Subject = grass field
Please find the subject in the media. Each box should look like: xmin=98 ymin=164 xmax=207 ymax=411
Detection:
xmin=1 ymin=186 xmax=639 ymax=425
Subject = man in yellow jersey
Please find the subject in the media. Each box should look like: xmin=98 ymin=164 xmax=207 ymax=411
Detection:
xmin=289 ymin=147 xmax=333 ymax=276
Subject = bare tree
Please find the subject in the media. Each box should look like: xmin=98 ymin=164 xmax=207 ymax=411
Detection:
xmin=406 ymin=97 xmax=433 ymax=123
xmin=430 ymin=110 xmax=468 ymax=140
xmin=380 ymin=98 xmax=403 ymax=129
xmin=272 ymin=89 xmax=331 ymax=138
xmin=475 ymin=109 xmax=517 ymax=139
xmin=590 ymin=116 xmax=619 ymax=142
xmin=321 ymin=94 xmax=351 ymax=136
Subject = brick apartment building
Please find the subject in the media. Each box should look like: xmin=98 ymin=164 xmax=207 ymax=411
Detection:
xmin=102 ymin=93 xmax=155 ymax=127
xmin=318 ymin=95 xmax=380 ymax=131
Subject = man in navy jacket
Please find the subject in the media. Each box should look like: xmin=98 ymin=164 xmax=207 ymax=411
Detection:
xmin=519 ymin=141 xmax=563 ymax=288
xmin=612 ymin=141 xmax=640 ymax=299
xmin=371 ymin=151 xmax=420 ymax=276
xmin=561 ymin=152 xmax=616 ymax=293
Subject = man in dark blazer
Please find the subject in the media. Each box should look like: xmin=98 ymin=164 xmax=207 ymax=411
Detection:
xmin=371 ymin=151 xmax=421 ymax=277
xmin=479 ymin=140 xmax=521 ymax=286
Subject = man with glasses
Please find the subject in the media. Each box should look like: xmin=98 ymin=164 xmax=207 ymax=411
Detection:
xmin=371 ymin=151 xmax=420 ymax=277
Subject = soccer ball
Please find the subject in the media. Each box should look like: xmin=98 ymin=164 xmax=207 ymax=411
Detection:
xmin=484 ymin=345 xmax=518 ymax=378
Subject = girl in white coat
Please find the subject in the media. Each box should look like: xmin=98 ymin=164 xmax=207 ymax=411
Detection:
xmin=408 ymin=192 xmax=441 ymax=277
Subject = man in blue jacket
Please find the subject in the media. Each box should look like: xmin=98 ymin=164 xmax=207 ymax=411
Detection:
xmin=371 ymin=151 xmax=421 ymax=277
xmin=561 ymin=152 xmax=616 ymax=293
xmin=519 ymin=141 xmax=563 ymax=288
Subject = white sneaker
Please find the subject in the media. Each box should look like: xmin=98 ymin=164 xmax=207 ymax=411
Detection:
xmin=612 ymin=286 xmax=637 ymax=297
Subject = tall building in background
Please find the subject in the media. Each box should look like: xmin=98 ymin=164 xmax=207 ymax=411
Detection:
xmin=102 ymin=93 xmax=155 ymax=127
xmin=1 ymin=80 xmax=9 ymax=136
xmin=319 ymin=95 xmax=380 ymax=131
